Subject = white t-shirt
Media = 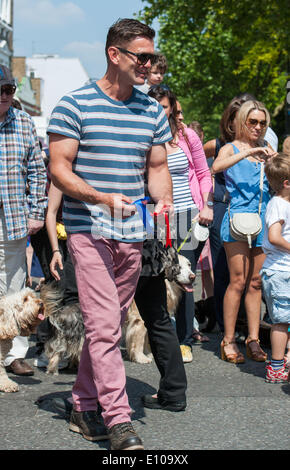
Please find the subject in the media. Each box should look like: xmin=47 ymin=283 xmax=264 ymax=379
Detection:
xmin=264 ymin=127 xmax=278 ymax=151
xmin=134 ymin=82 xmax=150 ymax=94
xmin=262 ymin=196 xmax=290 ymax=271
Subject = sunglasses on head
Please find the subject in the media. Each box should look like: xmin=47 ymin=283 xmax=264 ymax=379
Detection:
xmin=148 ymin=84 xmax=170 ymax=92
xmin=1 ymin=84 xmax=16 ymax=96
xmin=246 ymin=118 xmax=267 ymax=128
xmin=116 ymin=47 xmax=156 ymax=66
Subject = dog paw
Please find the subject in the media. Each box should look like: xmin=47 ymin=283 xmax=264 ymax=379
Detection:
xmin=0 ymin=379 xmax=19 ymax=393
xmin=46 ymin=369 xmax=59 ymax=376
xmin=132 ymin=354 xmax=153 ymax=364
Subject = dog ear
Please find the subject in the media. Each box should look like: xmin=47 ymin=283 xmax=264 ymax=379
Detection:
xmin=0 ymin=306 xmax=20 ymax=339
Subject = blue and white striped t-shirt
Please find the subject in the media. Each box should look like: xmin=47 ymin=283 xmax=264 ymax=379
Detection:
xmin=47 ymin=82 xmax=172 ymax=242
xmin=167 ymin=148 xmax=197 ymax=213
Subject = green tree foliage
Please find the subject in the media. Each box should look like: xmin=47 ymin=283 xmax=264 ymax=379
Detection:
xmin=139 ymin=0 xmax=289 ymax=140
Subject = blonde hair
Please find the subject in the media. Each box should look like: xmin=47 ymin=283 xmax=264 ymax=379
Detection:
xmin=235 ymin=100 xmax=270 ymax=144
xmin=265 ymin=153 xmax=290 ymax=193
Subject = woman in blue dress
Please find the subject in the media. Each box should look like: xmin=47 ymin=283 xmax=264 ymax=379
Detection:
xmin=212 ymin=100 xmax=276 ymax=364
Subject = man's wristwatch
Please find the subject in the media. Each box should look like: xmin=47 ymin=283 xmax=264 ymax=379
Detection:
xmin=206 ymin=201 xmax=214 ymax=207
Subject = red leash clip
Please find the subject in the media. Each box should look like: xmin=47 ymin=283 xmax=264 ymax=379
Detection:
xmin=153 ymin=211 xmax=172 ymax=248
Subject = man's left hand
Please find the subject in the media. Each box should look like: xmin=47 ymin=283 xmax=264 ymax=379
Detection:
xmin=154 ymin=199 xmax=174 ymax=216
xmin=27 ymin=219 xmax=44 ymax=235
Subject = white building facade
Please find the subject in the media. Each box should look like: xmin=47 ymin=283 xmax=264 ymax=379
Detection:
xmin=0 ymin=0 xmax=13 ymax=67
xmin=26 ymin=54 xmax=89 ymax=141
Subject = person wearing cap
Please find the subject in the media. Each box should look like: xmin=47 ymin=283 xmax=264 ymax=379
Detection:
xmin=0 ymin=65 xmax=47 ymax=377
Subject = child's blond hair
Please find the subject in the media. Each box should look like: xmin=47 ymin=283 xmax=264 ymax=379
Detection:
xmin=265 ymin=153 xmax=290 ymax=193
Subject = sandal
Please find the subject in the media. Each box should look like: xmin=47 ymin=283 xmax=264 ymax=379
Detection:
xmin=221 ymin=340 xmax=245 ymax=364
xmin=192 ymin=329 xmax=209 ymax=343
xmin=245 ymin=337 xmax=267 ymax=362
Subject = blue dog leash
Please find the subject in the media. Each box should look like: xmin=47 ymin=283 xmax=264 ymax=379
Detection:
xmin=134 ymin=197 xmax=154 ymax=235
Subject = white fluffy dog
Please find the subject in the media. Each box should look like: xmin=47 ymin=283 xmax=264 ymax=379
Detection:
xmin=0 ymin=288 xmax=45 ymax=393
xmin=124 ymin=254 xmax=195 ymax=364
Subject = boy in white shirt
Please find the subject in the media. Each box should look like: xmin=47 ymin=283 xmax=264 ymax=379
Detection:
xmin=261 ymin=153 xmax=290 ymax=383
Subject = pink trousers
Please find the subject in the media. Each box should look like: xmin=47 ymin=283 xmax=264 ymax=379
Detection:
xmin=67 ymin=234 xmax=142 ymax=428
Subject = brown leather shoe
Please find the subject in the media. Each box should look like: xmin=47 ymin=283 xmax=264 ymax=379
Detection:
xmin=6 ymin=359 xmax=34 ymax=376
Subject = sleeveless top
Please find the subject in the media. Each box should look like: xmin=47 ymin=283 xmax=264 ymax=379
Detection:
xmin=167 ymin=148 xmax=197 ymax=213
xmin=225 ymin=143 xmax=270 ymax=215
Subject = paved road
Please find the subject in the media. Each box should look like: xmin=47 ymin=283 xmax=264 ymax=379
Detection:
xmin=0 ymin=330 xmax=289 ymax=451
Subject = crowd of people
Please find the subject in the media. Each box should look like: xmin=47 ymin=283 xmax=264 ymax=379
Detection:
xmin=0 ymin=17 xmax=289 ymax=451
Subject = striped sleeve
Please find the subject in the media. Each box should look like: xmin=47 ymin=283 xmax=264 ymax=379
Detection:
xmin=152 ymin=101 xmax=172 ymax=145
xmin=47 ymin=94 xmax=82 ymax=140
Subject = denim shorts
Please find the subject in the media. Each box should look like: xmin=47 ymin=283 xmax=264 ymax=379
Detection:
xmin=260 ymin=268 xmax=290 ymax=324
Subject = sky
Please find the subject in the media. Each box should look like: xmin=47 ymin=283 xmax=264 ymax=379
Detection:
xmin=13 ymin=0 xmax=158 ymax=79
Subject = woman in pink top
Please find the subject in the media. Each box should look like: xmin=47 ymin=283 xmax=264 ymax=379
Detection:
xmin=148 ymin=86 xmax=213 ymax=362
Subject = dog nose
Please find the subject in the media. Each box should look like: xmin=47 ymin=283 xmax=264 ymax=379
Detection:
xmin=189 ymin=274 xmax=195 ymax=281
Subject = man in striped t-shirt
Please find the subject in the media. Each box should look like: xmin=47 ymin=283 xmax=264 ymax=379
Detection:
xmin=48 ymin=18 xmax=173 ymax=450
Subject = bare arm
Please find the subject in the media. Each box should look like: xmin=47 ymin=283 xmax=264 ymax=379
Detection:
xmin=203 ymin=139 xmax=217 ymax=159
xmin=46 ymin=183 xmax=63 ymax=252
xmin=268 ymin=221 xmax=290 ymax=253
xmin=45 ymin=183 xmax=64 ymax=280
xmin=146 ymin=143 xmax=173 ymax=214
xmin=49 ymin=134 xmax=136 ymax=217
xmin=211 ymin=143 xmax=274 ymax=174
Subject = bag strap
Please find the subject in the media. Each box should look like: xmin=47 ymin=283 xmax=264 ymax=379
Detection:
xmin=228 ymin=160 xmax=264 ymax=218
xmin=257 ymin=162 xmax=264 ymax=216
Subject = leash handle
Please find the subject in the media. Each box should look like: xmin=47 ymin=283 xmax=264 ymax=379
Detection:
xmin=153 ymin=211 xmax=172 ymax=248
xmin=177 ymin=215 xmax=199 ymax=252
xmin=134 ymin=197 xmax=154 ymax=235
xmin=164 ymin=212 xmax=172 ymax=248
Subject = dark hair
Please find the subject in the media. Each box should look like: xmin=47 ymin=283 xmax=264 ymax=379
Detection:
xmin=148 ymin=85 xmax=188 ymax=145
xmin=105 ymin=18 xmax=155 ymax=61
xmin=188 ymin=121 xmax=204 ymax=140
xmin=12 ymin=98 xmax=22 ymax=110
xmin=220 ymin=92 xmax=257 ymax=143
xmin=148 ymin=85 xmax=175 ymax=106
xmin=150 ymin=53 xmax=167 ymax=74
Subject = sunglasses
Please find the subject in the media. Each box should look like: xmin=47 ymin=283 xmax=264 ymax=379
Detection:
xmin=116 ymin=47 xmax=156 ymax=66
xmin=246 ymin=118 xmax=267 ymax=129
xmin=1 ymin=84 xmax=16 ymax=96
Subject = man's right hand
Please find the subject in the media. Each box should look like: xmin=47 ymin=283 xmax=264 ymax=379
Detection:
xmin=102 ymin=193 xmax=137 ymax=219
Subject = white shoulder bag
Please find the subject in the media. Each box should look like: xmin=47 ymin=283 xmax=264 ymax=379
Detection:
xmin=229 ymin=162 xmax=264 ymax=248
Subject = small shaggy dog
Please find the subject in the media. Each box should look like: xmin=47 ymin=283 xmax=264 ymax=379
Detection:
xmin=124 ymin=254 xmax=195 ymax=363
xmin=39 ymin=254 xmax=195 ymax=372
xmin=39 ymin=283 xmax=84 ymax=375
xmin=0 ymin=288 xmax=45 ymax=393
